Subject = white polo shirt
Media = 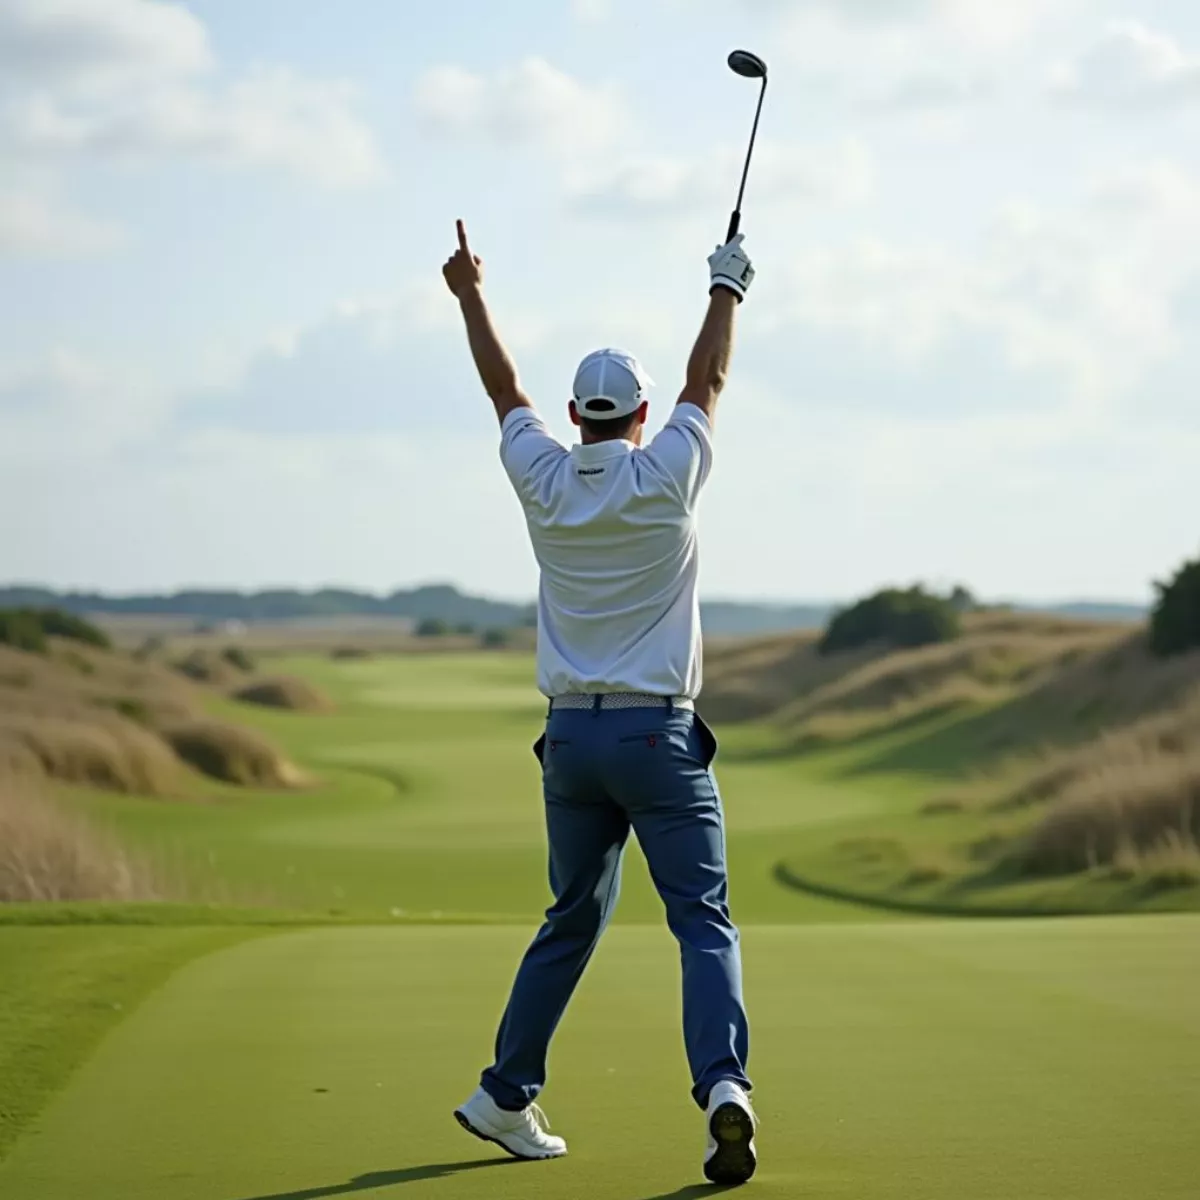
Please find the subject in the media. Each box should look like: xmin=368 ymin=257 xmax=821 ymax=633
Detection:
xmin=500 ymin=403 xmax=714 ymax=699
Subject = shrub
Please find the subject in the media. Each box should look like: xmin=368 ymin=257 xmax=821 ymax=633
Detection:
xmin=36 ymin=609 xmax=111 ymax=649
xmin=0 ymin=785 xmax=152 ymax=902
xmin=415 ymin=617 xmax=449 ymax=638
xmin=1150 ymin=556 xmax=1200 ymax=658
xmin=481 ymin=628 xmax=509 ymax=649
xmin=330 ymin=646 xmax=371 ymax=660
xmin=160 ymin=721 xmax=307 ymax=789
xmin=819 ymin=587 xmax=961 ymax=656
xmin=221 ymin=645 xmax=256 ymax=673
xmin=0 ymin=611 xmax=47 ymax=654
xmin=231 ymin=676 xmax=332 ymax=713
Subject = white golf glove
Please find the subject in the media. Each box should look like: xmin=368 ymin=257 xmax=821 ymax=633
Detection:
xmin=708 ymin=234 xmax=755 ymax=302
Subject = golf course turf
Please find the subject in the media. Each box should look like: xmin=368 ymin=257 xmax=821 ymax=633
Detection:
xmin=2 ymin=651 xmax=1198 ymax=1197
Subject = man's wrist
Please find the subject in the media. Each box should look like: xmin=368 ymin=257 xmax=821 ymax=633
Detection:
xmin=457 ymin=283 xmax=485 ymax=308
xmin=708 ymin=284 xmax=742 ymax=306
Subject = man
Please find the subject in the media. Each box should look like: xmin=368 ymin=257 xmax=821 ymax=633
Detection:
xmin=442 ymin=219 xmax=757 ymax=1186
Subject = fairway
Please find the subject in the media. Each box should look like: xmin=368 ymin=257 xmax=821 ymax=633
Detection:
xmin=1 ymin=918 xmax=1197 ymax=1199
xmin=53 ymin=652 xmax=891 ymax=924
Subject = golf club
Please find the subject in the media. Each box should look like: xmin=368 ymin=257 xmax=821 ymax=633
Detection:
xmin=725 ymin=49 xmax=768 ymax=244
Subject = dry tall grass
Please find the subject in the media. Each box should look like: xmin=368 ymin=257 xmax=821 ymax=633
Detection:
xmin=1003 ymin=692 xmax=1200 ymax=880
xmin=231 ymin=676 xmax=332 ymax=713
xmin=0 ymin=711 xmax=182 ymax=795
xmin=701 ymin=614 xmax=1122 ymax=739
xmin=0 ymin=785 xmax=154 ymax=902
xmin=160 ymin=720 xmax=309 ymax=788
xmin=0 ymin=641 xmax=309 ymax=795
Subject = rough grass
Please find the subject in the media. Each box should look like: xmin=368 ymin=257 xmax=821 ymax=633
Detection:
xmin=173 ymin=649 xmax=245 ymax=687
xmin=0 ymin=711 xmax=182 ymax=796
xmin=0 ymin=643 xmax=308 ymax=796
xmin=159 ymin=720 xmax=308 ymax=789
xmin=230 ymin=675 xmax=332 ymax=713
xmin=0 ymin=786 xmax=154 ymax=902
xmin=1013 ymin=750 xmax=1200 ymax=879
xmin=708 ymin=614 xmax=1200 ymax=908
xmin=702 ymin=613 xmax=1122 ymax=736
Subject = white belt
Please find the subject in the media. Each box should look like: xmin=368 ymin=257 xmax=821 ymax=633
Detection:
xmin=549 ymin=693 xmax=695 ymax=711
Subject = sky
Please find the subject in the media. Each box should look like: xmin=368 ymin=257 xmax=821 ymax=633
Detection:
xmin=1 ymin=0 xmax=1197 ymax=604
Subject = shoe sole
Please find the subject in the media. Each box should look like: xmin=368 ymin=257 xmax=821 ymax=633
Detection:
xmin=453 ymin=1108 xmax=567 ymax=1162
xmin=704 ymin=1102 xmax=757 ymax=1185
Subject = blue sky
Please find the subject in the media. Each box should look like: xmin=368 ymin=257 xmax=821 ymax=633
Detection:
xmin=2 ymin=0 xmax=1198 ymax=602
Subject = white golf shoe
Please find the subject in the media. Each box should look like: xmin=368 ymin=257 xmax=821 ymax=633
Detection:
xmin=703 ymin=1080 xmax=758 ymax=1185
xmin=454 ymin=1086 xmax=568 ymax=1161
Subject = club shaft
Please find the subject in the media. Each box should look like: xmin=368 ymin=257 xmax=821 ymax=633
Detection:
xmin=727 ymin=78 xmax=766 ymax=244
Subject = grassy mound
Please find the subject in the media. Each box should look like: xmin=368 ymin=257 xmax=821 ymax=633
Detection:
xmin=230 ymin=676 xmax=332 ymax=713
xmin=172 ymin=650 xmax=246 ymax=688
xmin=0 ymin=785 xmax=153 ymax=902
xmin=159 ymin=721 xmax=308 ymax=789
xmin=702 ymin=612 xmax=1119 ymax=738
xmin=0 ymin=712 xmax=182 ymax=796
xmin=0 ymin=642 xmax=310 ymax=796
xmin=733 ymin=615 xmax=1200 ymax=912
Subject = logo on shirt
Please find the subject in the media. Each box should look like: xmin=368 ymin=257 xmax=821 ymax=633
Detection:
xmin=577 ymin=467 xmax=606 ymax=476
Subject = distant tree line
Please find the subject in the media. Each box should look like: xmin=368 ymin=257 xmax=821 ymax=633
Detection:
xmin=0 ymin=584 xmax=536 ymax=630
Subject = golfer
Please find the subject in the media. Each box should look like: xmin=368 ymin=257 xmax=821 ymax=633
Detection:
xmin=442 ymin=219 xmax=757 ymax=1186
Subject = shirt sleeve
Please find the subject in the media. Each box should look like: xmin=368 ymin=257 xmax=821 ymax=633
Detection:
xmin=644 ymin=403 xmax=714 ymax=509
xmin=499 ymin=408 xmax=567 ymax=504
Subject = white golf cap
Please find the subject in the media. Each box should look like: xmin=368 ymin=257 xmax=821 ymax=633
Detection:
xmin=572 ymin=348 xmax=654 ymax=420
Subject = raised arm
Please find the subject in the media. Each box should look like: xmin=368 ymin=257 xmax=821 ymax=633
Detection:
xmin=443 ymin=220 xmax=534 ymax=426
xmin=676 ymin=235 xmax=755 ymax=422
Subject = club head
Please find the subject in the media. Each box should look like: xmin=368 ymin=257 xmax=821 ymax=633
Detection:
xmin=727 ymin=49 xmax=767 ymax=81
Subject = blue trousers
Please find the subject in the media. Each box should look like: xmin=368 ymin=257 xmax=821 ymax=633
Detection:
xmin=480 ymin=704 xmax=751 ymax=1111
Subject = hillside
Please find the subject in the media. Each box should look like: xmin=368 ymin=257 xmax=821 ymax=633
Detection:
xmin=702 ymin=611 xmax=1200 ymax=911
xmin=0 ymin=625 xmax=328 ymax=902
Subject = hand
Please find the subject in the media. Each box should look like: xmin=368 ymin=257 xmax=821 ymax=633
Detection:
xmin=443 ymin=219 xmax=484 ymax=298
xmin=708 ymin=233 xmax=754 ymax=302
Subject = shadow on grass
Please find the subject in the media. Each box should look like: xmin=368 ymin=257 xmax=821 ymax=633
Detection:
xmin=639 ymin=1185 xmax=741 ymax=1199
xmin=230 ymin=1158 xmax=515 ymax=1199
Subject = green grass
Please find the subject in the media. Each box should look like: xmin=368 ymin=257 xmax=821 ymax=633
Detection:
xmin=2 ymin=650 xmax=1198 ymax=1195
xmin=41 ymin=652 xmax=884 ymax=924
xmin=1 ymin=919 xmax=1197 ymax=1198
xmin=0 ymin=925 xmax=256 ymax=1161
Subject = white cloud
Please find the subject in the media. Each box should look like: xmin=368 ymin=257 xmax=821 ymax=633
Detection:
xmin=0 ymin=0 xmax=212 ymax=87
xmin=571 ymin=0 xmax=612 ymax=22
xmin=568 ymin=138 xmax=873 ymax=216
xmin=0 ymin=351 xmax=165 ymax=462
xmin=413 ymin=58 xmax=628 ymax=156
xmin=0 ymin=0 xmax=383 ymax=187
xmin=1050 ymin=21 xmax=1200 ymax=109
xmin=753 ymin=162 xmax=1200 ymax=413
xmin=0 ymin=177 xmax=122 ymax=257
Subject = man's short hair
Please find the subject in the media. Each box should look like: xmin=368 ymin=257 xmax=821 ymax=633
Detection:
xmin=579 ymin=406 xmax=641 ymax=440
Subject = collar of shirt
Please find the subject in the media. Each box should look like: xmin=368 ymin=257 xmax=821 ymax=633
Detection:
xmin=571 ymin=440 xmax=636 ymax=464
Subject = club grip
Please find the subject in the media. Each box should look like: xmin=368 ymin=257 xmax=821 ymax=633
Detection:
xmin=725 ymin=210 xmax=741 ymax=243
